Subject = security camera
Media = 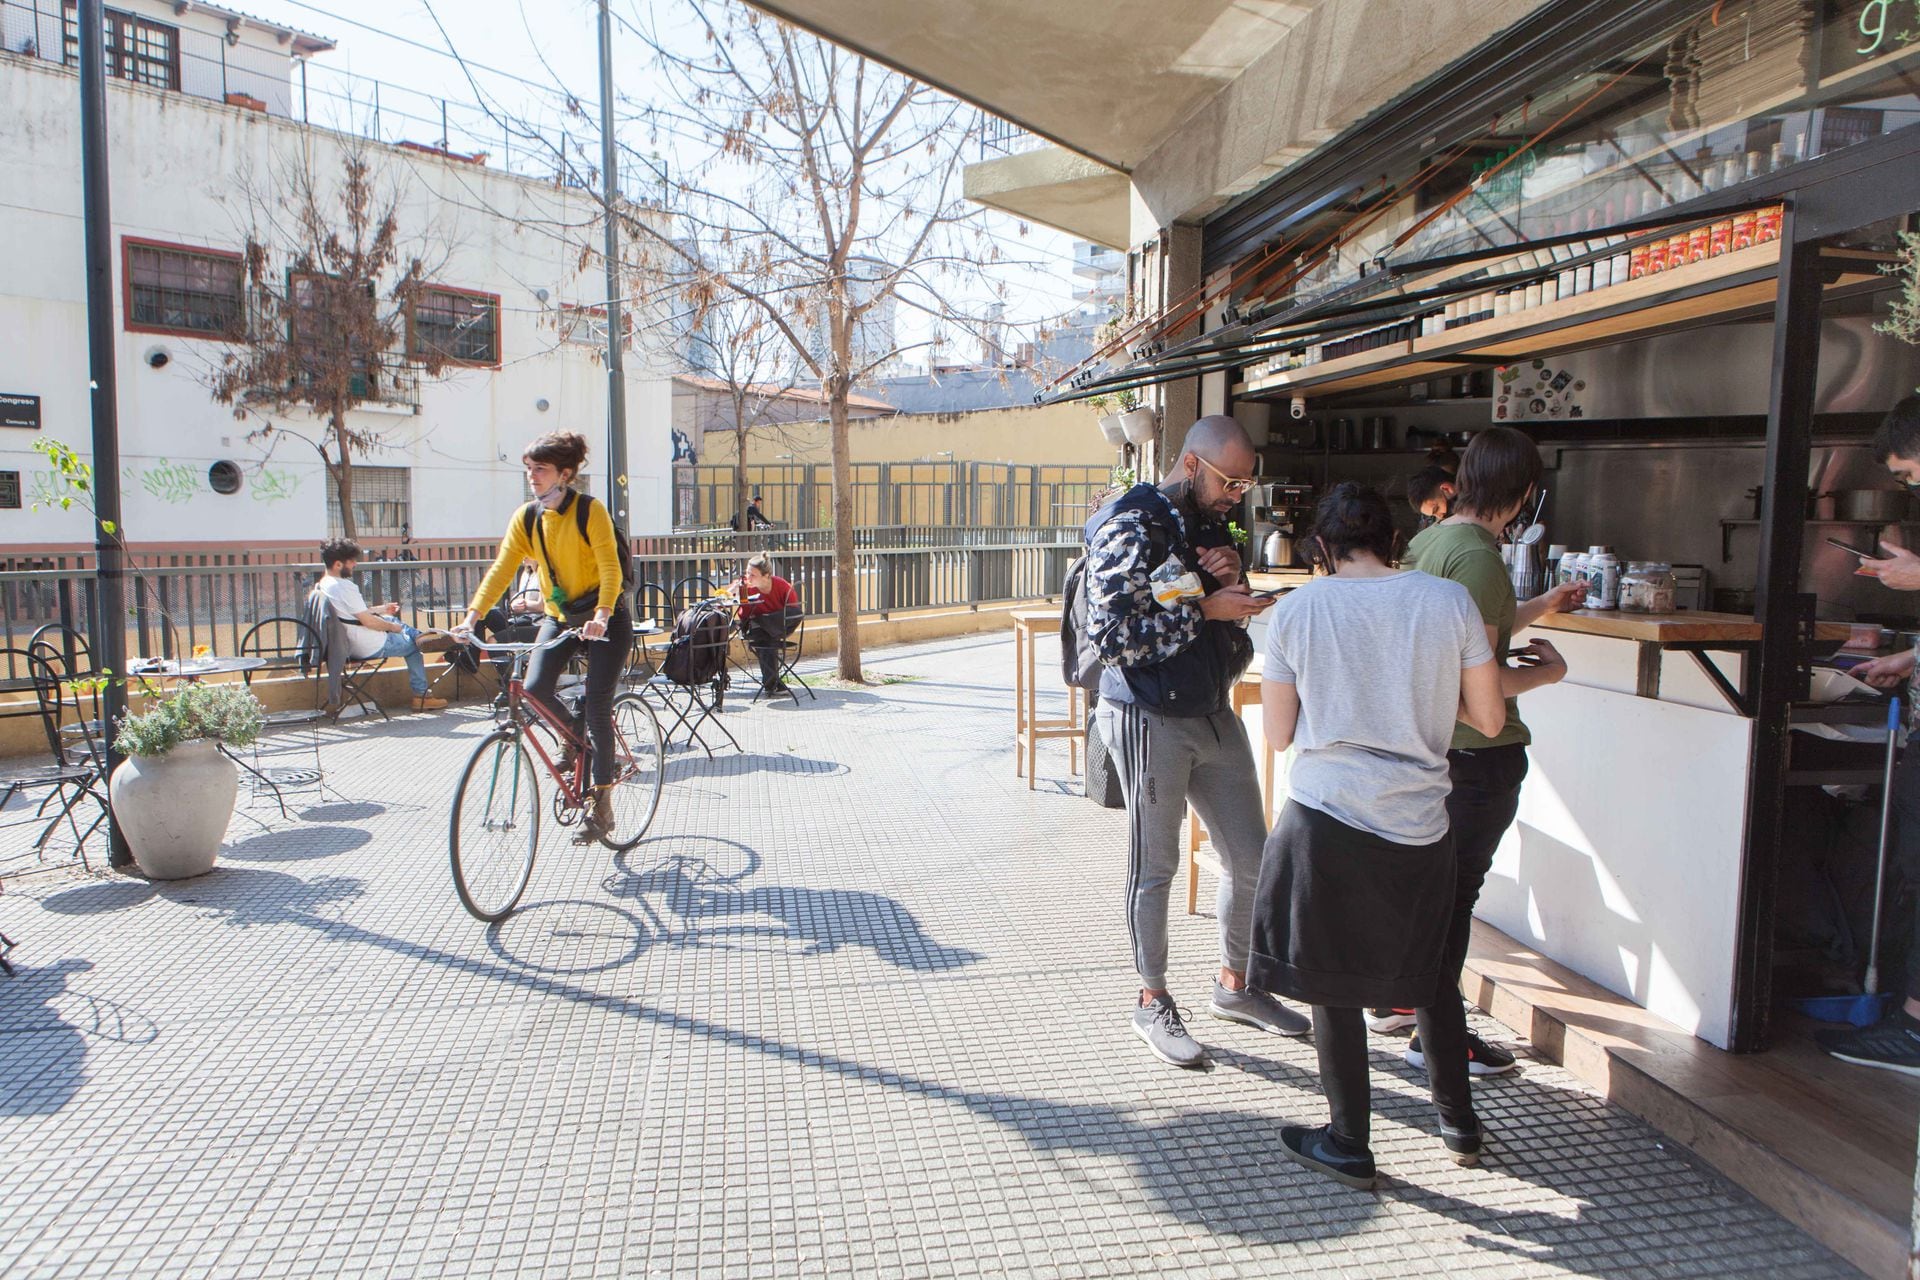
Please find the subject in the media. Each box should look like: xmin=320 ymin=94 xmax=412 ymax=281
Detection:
xmin=145 ymin=347 xmax=170 ymax=369
xmin=1289 ymin=397 xmax=1306 ymax=420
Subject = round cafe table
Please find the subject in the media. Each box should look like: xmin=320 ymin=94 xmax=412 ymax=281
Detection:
xmin=129 ymin=655 xmax=268 ymax=684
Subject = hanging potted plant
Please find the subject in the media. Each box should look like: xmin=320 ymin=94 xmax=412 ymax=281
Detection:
xmin=1117 ymin=391 xmax=1158 ymax=446
xmin=1087 ymin=393 xmax=1127 ymax=447
xmin=1877 ymin=229 xmax=1920 ymax=352
xmin=109 ymin=682 xmax=265 ymax=880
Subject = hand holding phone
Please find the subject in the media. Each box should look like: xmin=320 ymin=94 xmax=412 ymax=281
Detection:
xmin=1826 ymin=535 xmax=1885 ymax=559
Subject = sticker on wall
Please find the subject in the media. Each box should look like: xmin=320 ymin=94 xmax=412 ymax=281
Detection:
xmin=1493 ymin=359 xmax=1587 ymax=423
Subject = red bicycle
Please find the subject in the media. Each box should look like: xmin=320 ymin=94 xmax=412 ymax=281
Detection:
xmin=447 ymin=630 xmax=665 ymax=921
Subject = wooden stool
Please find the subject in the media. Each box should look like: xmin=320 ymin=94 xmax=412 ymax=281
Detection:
xmin=1012 ymin=609 xmax=1085 ymax=789
xmin=1186 ymin=667 xmax=1278 ymax=913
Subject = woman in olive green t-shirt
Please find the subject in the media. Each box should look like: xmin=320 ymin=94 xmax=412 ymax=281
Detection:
xmin=1395 ymin=427 xmax=1583 ymax=1077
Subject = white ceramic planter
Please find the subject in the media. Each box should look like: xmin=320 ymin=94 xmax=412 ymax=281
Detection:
xmin=1098 ymin=414 xmax=1127 ymax=447
xmin=1120 ymin=407 xmax=1158 ymax=445
xmin=109 ymin=738 xmax=236 ymax=880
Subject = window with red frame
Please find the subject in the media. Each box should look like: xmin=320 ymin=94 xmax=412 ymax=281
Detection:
xmin=410 ymin=288 xmax=500 ymax=365
xmin=125 ymin=241 xmax=243 ymax=336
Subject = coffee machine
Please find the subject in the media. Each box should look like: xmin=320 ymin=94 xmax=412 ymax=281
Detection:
xmin=1247 ymin=483 xmax=1315 ymax=570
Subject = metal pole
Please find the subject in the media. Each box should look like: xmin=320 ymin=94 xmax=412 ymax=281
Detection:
xmin=300 ymin=57 xmax=308 ymax=122
xmin=596 ymin=0 xmax=630 ymax=531
xmin=78 ymin=0 xmax=130 ymax=868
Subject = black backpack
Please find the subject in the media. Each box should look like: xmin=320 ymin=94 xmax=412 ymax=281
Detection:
xmin=662 ymin=601 xmax=731 ymax=686
xmin=520 ymin=492 xmax=636 ymax=601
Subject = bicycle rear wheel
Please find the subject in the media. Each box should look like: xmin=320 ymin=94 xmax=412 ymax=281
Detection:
xmin=450 ymin=728 xmax=541 ymax=921
xmin=599 ymin=692 xmax=666 ymax=851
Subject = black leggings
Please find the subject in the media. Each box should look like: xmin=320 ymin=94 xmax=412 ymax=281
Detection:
xmin=523 ymin=609 xmax=633 ymax=787
xmin=1313 ymin=1004 xmax=1474 ymax=1152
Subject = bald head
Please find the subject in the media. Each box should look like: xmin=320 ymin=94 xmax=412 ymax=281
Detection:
xmin=1169 ymin=414 xmax=1257 ymax=516
xmin=1180 ymin=415 xmax=1253 ymax=465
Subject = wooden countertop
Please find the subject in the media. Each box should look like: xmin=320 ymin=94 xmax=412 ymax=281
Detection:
xmin=1246 ymin=569 xmax=1314 ymax=589
xmin=1531 ymin=609 xmax=1850 ymax=644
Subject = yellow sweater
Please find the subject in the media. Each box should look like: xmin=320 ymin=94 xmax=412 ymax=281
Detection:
xmin=469 ymin=493 xmax=623 ymax=620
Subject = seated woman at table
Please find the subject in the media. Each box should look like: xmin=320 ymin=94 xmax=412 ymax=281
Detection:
xmin=731 ymin=553 xmax=802 ymax=694
xmin=1251 ymin=482 xmax=1506 ymax=1189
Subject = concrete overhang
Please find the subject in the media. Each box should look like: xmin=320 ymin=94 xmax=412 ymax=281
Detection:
xmin=740 ymin=0 xmax=1322 ymax=172
xmin=963 ymin=147 xmax=1131 ymax=250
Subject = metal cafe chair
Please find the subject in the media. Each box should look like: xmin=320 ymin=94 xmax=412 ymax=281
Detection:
xmin=238 ymin=615 xmax=329 ymax=808
xmin=643 ymin=599 xmax=740 ymax=758
xmin=1 ymin=648 xmax=109 ymax=866
xmin=629 ymin=582 xmax=677 ymax=684
xmin=26 ymin=622 xmax=93 ymax=681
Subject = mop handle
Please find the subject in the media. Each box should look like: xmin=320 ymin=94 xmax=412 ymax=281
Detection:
xmin=1867 ymin=696 xmax=1901 ymax=997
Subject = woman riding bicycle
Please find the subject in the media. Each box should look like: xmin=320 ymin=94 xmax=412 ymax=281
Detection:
xmin=462 ymin=431 xmax=632 ymax=842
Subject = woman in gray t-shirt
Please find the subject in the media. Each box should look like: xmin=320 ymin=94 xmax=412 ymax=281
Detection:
xmin=1247 ymin=483 xmax=1504 ymax=1190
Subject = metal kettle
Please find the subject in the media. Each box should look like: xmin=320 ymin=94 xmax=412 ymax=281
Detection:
xmin=1262 ymin=529 xmax=1294 ymax=569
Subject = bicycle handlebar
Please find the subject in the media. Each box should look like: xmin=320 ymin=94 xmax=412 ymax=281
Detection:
xmin=420 ymin=627 xmax=601 ymax=654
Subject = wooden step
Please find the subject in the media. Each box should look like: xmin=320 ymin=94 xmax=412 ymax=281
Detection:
xmin=1464 ymin=920 xmax=1916 ymax=1280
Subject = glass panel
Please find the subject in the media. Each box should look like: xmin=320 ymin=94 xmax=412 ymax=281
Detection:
xmin=1243 ymin=0 xmax=1920 ymax=309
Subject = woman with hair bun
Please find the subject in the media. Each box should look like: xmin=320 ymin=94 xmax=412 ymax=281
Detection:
xmin=463 ymin=430 xmax=632 ymax=842
xmin=1249 ymin=482 xmax=1507 ymax=1189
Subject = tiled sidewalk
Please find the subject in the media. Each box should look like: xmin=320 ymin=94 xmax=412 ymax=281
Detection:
xmin=0 ymin=635 xmax=1860 ymax=1277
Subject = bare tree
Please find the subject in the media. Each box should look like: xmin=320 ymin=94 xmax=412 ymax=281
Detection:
xmin=679 ymin=286 xmax=808 ymax=529
xmin=209 ymin=151 xmax=451 ymax=542
xmin=606 ymin=3 xmax=1019 ymax=682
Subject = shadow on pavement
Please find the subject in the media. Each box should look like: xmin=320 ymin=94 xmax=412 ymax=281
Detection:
xmin=223 ymin=826 xmax=373 ymax=863
xmin=0 ymin=957 xmax=159 ymax=1117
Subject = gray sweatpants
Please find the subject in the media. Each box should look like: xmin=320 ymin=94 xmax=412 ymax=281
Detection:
xmin=1096 ymin=699 xmax=1268 ymax=990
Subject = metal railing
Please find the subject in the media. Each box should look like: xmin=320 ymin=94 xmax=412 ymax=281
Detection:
xmin=0 ymin=539 xmax=1077 ymax=679
xmin=678 ymin=463 xmax=1112 ymax=531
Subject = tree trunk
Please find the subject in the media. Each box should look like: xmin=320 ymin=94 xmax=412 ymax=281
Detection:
xmin=828 ymin=375 xmax=861 ymax=683
xmin=733 ymin=411 xmax=750 ymax=540
xmin=330 ymin=407 xmax=357 ymax=543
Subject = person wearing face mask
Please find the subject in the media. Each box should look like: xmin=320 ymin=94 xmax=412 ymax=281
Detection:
xmin=462 ymin=431 xmax=632 ymax=844
xmin=313 ymin=538 xmax=448 ymax=715
xmin=1406 ymin=466 xmax=1458 ymax=530
xmin=1084 ymin=414 xmax=1307 ymax=1070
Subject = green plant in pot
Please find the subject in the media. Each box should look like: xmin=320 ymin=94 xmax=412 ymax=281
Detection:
xmin=109 ymin=682 xmax=266 ymax=880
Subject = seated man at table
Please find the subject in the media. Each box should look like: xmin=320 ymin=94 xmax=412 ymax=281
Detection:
xmin=313 ymin=538 xmax=447 ymax=714
xmin=731 ymin=553 xmax=801 ymax=694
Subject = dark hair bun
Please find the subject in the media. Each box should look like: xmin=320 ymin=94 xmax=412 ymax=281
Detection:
xmin=523 ymin=431 xmax=590 ymax=473
xmin=1308 ymin=482 xmax=1397 ymax=566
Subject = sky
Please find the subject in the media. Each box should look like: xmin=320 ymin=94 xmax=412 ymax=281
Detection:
xmin=232 ymin=0 xmax=1088 ymax=370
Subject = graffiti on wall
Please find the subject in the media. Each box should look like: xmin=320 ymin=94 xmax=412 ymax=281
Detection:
xmin=139 ymin=459 xmax=200 ymax=505
xmin=250 ymin=466 xmax=301 ymax=504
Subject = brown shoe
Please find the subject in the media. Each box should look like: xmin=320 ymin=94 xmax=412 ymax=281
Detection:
xmin=574 ymin=785 xmax=614 ymax=843
xmin=321 ymin=700 xmax=345 ymax=721
xmin=410 ymin=694 xmax=448 ymax=711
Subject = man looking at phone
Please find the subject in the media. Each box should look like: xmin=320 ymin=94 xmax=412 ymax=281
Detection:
xmin=1388 ymin=427 xmax=1585 ymax=1076
xmin=1086 ymin=415 xmax=1308 ymax=1069
xmin=1822 ymin=395 xmax=1920 ymax=1075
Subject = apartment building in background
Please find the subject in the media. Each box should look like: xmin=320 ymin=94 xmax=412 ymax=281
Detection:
xmin=0 ymin=0 xmax=675 ymax=552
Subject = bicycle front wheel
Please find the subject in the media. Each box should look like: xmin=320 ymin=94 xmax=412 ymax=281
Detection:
xmin=600 ymin=692 xmax=666 ymax=851
xmin=450 ymin=728 xmax=541 ymax=921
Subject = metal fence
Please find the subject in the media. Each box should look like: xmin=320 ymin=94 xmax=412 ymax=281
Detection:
xmin=680 ymin=463 xmax=1111 ymax=531
xmin=0 ymin=539 xmax=1077 ymax=680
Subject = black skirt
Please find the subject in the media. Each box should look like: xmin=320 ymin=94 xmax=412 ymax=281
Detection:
xmin=1247 ymin=800 xmax=1457 ymax=1009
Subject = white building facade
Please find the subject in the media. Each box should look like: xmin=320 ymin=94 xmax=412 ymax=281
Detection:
xmin=0 ymin=0 xmax=674 ymax=554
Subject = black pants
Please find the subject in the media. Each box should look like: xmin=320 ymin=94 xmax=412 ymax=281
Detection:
xmin=741 ymin=605 xmax=801 ymax=688
xmin=1440 ymin=743 xmax=1529 ymax=1004
xmin=1313 ymin=1004 xmax=1474 ymax=1151
xmin=524 ymin=609 xmax=633 ymax=787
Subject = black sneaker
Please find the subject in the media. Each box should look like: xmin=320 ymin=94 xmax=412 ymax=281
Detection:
xmin=1438 ymin=1116 xmax=1483 ymax=1167
xmin=1365 ymin=1007 xmax=1419 ymax=1034
xmin=1279 ymin=1124 xmax=1376 ymax=1190
xmin=1406 ymin=1030 xmax=1517 ymax=1077
xmin=1817 ymin=1011 xmax=1920 ymax=1077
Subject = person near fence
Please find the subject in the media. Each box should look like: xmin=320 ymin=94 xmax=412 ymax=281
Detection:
xmin=460 ymin=431 xmax=632 ymax=844
xmin=1084 ymin=414 xmax=1304 ymax=1069
xmin=312 ymin=539 xmax=448 ymax=714
xmin=1252 ymin=482 xmax=1508 ymax=1188
xmin=731 ymin=553 xmax=802 ymax=694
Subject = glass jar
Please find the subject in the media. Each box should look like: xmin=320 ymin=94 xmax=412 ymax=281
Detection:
xmin=1620 ymin=561 xmax=1676 ymax=613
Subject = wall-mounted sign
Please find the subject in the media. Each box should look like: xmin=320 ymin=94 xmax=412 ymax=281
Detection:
xmin=0 ymin=393 xmax=39 ymax=430
xmin=1823 ymin=0 xmax=1920 ymax=77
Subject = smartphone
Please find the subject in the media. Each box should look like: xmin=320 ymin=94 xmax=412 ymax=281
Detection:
xmin=1825 ymin=536 xmax=1884 ymax=559
xmin=1247 ymin=587 xmax=1287 ymax=600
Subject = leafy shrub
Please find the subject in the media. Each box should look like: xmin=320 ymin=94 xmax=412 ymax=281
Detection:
xmin=115 ymin=682 xmax=266 ymax=758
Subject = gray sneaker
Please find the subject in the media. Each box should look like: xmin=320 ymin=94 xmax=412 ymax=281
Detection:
xmin=1132 ymin=994 xmax=1208 ymax=1068
xmin=1209 ymin=982 xmax=1311 ymax=1036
